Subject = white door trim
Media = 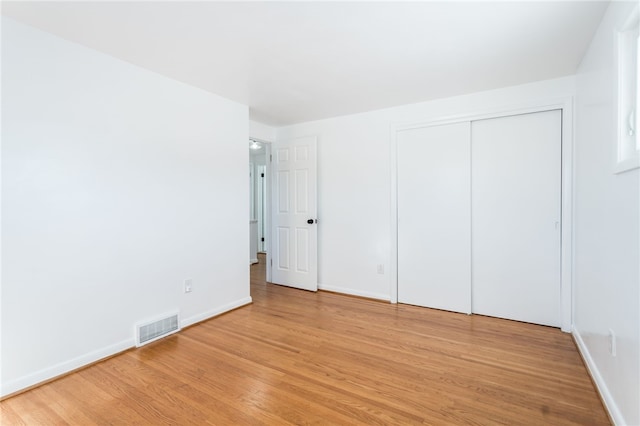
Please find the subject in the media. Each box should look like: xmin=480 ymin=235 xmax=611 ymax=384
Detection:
xmin=390 ymin=96 xmax=574 ymax=332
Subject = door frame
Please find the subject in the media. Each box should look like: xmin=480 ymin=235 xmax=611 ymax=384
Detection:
xmin=390 ymin=96 xmax=574 ymax=332
xmin=250 ymin=137 xmax=273 ymax=283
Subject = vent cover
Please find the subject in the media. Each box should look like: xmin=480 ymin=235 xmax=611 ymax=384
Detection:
xmin=135 ymin=313 xmax=180 ymax=347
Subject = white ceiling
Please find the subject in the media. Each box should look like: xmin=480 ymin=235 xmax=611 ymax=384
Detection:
xmin=2 ymin=1 xmax=608 ymax=126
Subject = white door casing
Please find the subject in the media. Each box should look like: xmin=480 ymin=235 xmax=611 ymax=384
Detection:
xmin=397 ymin=122 xmax=472 ymax=313
xmin=471 ymin=110 xmax=562 ymax=327
xmin=271 ymin=136 xmax=318 ymax=291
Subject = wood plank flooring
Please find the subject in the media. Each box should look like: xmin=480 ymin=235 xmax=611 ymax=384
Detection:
xmin=1 ymin=254 xmax=609 ymax=425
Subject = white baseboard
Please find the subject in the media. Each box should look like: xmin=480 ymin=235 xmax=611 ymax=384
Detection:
xmin=1 ymin=296 xmax=253 ymax=399
xmin=1 ymin=338 xmax=135 ymax=398
xmin=572 ymin=328 xmax=624 ymax=425
xmin=181 ymin=296 xmax=252 ymax=328
xmin=250 ymin=258 xmax=259 ymax=264
xmin=318 ymin=283 xmax=390 ymax=302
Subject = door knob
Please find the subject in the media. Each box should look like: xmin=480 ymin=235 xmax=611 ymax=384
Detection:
xmin=307 ymin=219 xmax=315 ymax=224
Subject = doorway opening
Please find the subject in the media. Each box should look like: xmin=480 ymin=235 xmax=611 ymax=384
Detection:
xmin=249 ymin=138 xmax=272 ymax=283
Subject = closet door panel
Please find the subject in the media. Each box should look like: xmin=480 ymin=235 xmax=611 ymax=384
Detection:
xmin=471 ymin=110 xmax=561 ymax=327
xmin=398 ymin=122 xmax=471 ymax=313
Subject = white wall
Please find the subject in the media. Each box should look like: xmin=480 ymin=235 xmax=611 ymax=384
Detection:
xmin=250 ymin=120 xmax=276 ymax=142
xmin=1 ymin=18 xmax=250 ymax=396
xmin=276 ymin=76 xmax=575 ymax=301
xmin=573 ymin=2 xmax=640 ymax=425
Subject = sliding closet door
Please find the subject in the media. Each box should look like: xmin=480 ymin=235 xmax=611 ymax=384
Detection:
xmin=471 ymin=110 xmax=561 ymax=327
xmin=398 ymin=122 xmax=471 ymax=313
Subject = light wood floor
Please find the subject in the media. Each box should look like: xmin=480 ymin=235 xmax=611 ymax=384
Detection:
xmin=1 ymin=254 xmax=609 ymax=425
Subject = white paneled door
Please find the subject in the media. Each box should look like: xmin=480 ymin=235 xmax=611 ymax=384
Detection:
xmin=397 ymin=122 xmax=472 ymax=313
xmin=471 ymin=110 xmax=562 ymax=327
xmin=271 ymin=136 xmax=318 ymax=291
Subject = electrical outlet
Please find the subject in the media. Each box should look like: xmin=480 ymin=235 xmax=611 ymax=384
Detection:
xmin=377 ymin=264 xmax=384 ymax=274
xmin=609 ymin=329 xmax=616 ymax=357
xmin=184 ymin=279 xmax=193 ymax=294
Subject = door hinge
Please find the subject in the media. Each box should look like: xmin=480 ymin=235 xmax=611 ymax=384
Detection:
xmin=261 ymin=173 xmax=264 ymax=178
xmin=270 ymin=154 xmax=272 ymax=162
xmin=261 ymin=237 xmax=265 ymax=242
xmin=270 ymin=259 xmax=273 ymax=266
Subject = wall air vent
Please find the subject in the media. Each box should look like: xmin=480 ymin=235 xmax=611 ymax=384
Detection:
xmin=135 ymin=312 xmax=180 ymax=347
